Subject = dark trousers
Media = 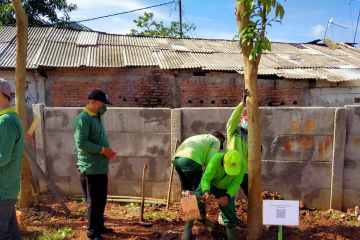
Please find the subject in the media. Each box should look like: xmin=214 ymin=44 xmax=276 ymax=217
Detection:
xmin=240 ymin=173 xmax=248 ymax=196
xmin=173 ymin=157 xmax=203 ymax=192
xmin=79 ymin=172 xmax=108 ymax=238
xmin=0 ymin=199 xmax=21 ymax=240
xmin=194 ymin=185 xmax=237 ymax=229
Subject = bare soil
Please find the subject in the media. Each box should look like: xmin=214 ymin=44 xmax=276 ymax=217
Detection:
xmin=21 ymin=192 xmax=360 ymax=240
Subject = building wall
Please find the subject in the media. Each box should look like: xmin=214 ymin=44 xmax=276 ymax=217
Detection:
xmin=0 ymin=70 xmax=39 ymax=106
xmin=308 ymin=80 xmax=360 ymax=107
xmin=33 ymin=105 xmax=360 ymax=210
xmin=43 ymin=68 xmax=306 ymax=108
xmin=2 ymin=68 xmax=360 ymax=108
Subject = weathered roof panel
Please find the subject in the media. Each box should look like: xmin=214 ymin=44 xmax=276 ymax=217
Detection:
xmin=124 ymin=46 xmax=157 ymax=66
xmin=76 ymin=31 xmax=99 ymax=46
xmin=0 ymin=27 xmax=16 ymax=43
xmin=1 ymin=26 xmax=360 ymax=82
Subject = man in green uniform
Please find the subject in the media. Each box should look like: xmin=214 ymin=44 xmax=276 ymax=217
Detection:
xmin=73 ymin=89 xmax=117 ymax=240
xmin=181 ymin=150 xmax=246 ymax=240
xmin=0 ymin=78 xmax=24 ymax=240
xmin=227 ymin=89 xmax=249 ymax=196
xmin=172 ymin=132 xmax=225 ymax=195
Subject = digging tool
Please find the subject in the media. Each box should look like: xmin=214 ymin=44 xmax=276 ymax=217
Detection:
xmin=166 ymin=139 xmax=180 ymax=210
xmin=181 ymin=193 xmax=220 ymax=221
xmin=138 ymin=163 xmax=153 ymax=226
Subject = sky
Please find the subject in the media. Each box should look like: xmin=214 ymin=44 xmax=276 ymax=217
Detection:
xmin=67 ymin=0 xmax=360 ymax=44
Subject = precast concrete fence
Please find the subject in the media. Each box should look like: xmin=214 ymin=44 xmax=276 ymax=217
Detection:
xmin=32 ymin=104 xmax=360 ymax=210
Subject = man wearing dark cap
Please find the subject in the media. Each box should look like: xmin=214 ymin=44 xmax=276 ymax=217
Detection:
xmin=0 ymin=78 xmax=24 ymax=240
xmin=73 ymin=89 xmax=117 ymax=240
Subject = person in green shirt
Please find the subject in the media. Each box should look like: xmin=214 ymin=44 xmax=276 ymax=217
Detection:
xmin=227 ymin=89 xmax=249 ymax=196
xmin=172 ymin=132 xmax=225 ymax=195
xmin=181 ymin=150 xmax=246 ymax=240
xmin=73 ymin=89 xmax=117 ymax=240
xmin=0 ymin=78 xmax=24 ymax=240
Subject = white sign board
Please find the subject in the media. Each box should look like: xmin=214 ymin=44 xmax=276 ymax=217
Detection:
xmin=263 ymin=200 xmax=299 ymax=226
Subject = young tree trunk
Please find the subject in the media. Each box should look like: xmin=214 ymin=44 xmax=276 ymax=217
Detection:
xmin=12 ymin=0 xmax=36 ymax=207
xmin=236 ymin=3 xmax=263 ymax=240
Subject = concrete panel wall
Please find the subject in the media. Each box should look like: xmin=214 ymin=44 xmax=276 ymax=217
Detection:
xmin=343 ymin=106 xmax=360 ymax=209
xmin=34 ymin=105 xmax=360 ymax=210
xmin=38 ymin=107 xmax=171 ymax=199
xmin=180 ymin=107 xmax=335 ymax=209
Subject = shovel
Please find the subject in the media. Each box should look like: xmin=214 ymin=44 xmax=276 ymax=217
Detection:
xmin=181 ymin=194 xmax=220 ymax=221
xmin=138 ymin=163 xmax=153 ymax=227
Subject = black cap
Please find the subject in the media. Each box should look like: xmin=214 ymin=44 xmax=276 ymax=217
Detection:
xmin=88 ymin=89 xmax=112 ymax=105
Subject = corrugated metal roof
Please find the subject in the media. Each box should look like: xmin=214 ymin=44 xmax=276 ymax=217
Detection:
xmin=1 ymin=26 xmax=360 ymax=82
xmin=76 ymin=31 xmax=98 ymax=46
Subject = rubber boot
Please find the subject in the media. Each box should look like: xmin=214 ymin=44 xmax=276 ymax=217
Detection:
xmin=181 ymin=221 xmax=194 ymax=240
xmin=226 ymin=226 xmax=237 ymax=240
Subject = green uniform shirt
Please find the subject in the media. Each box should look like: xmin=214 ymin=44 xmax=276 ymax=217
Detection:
xmin=200 ymin=152 xmax=246 ymax=198
xmin=226 ymin=102 xmax=248 ymax=173
xmin=0 ymin=107 xmax=24 ymax=200
xmin=173 ymin=134 xmax=220 ymax=168
xmin=73 ymin=108 xmax=110 ymax=174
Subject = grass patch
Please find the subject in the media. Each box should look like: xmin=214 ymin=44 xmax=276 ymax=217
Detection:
xmin=39 ymin=227 xmax=75 ymax=240
xmin=143 ymin=210 xmax=177 ymax=220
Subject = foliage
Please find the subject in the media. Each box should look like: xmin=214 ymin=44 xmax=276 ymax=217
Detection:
xmin=235 ymin=0 xmax=285 ymax=61
xmin=129 ymin=12 xmax=195 ymax=37
xmin=143 ymin=210 xmax=177 ymax=220
xmin=0 ymin=0 xmax=77 ymax=26
xmin=39 ymin=227 xmax=75 ymax=240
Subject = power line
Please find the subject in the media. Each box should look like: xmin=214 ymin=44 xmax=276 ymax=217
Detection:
xmin=74 ymin=1 xmax=176 ymax=23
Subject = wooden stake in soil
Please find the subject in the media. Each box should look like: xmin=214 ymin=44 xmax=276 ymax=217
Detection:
xmin=138 ymin=163 xmax=152 ymax=226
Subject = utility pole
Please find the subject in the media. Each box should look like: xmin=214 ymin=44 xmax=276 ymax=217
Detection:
xmin=178 ymin=0 xmax=183 ymax=38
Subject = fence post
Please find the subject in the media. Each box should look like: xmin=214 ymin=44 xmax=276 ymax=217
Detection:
xmin=32 ymin=103 xmax=48 ymax=192
xmin=330 ymin=107 xmax=347 ymax=210
xmin=170 ymin=108 xmax=182 ymax=201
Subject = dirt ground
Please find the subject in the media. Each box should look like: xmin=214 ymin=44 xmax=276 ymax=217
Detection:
xmin=21 ymin=192 xmax=360 ymax=240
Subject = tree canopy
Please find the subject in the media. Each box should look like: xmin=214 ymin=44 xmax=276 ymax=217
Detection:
xmin=129 ymin=12 xmax=195 ymax=38
xmin=0 ymin=0 xmax=77 ymax=26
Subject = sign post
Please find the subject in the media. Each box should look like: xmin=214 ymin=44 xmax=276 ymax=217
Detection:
xmin=263 ymin=200 xmax=299 ymax=239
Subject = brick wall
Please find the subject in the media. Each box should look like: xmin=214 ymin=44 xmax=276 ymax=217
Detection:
xmin=46 ymin=68 xmax=305 ymax=108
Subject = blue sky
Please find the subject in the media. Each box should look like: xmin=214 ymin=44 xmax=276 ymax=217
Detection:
xmin=68 ymin=0 xmax=360 ymax=44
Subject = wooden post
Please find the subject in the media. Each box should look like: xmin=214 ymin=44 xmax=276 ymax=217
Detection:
xmin=12 ymin=0 xmax=36 ymax=207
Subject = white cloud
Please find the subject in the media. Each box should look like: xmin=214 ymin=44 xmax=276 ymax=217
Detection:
xmin=312 ymin=24 xmax=325 ymax=37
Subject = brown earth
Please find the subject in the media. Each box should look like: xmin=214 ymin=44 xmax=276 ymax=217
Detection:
xmin=21 ymin=192 xmax=360 ymax=240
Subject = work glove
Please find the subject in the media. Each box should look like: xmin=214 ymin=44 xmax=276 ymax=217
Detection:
xmin=219 ymin=196 xmax=229 ymax=206
xmin=201 ymin=191 xmax=210 ymax=204
xmin=242 ymin=89 xmax=250 ymax=106
xmin=102 ymin=147 xmax=117 ymax=159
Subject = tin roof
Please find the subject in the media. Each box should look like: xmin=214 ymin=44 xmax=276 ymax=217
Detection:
xmin=0 ymin=26 xmax=360 ymax=82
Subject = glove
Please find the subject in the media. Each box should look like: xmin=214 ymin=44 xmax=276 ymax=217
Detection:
xmin=219 ymin=196 xmax=230 ymax=206
xmin=242 ymin=89 xmax=250 ymax=105
xmin=201 ymin=191 xmax=210 ymax=204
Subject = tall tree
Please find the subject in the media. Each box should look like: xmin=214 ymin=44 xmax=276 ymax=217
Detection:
xmin=235 ymin=0 xmax=284 ymax=239
xmin=129 ymin=12 xmax=195 ymax=37
xmin=12 ymin=0 xmax=36 ymax=207
xmin=1 ymin=0 xmax=77 ymax=26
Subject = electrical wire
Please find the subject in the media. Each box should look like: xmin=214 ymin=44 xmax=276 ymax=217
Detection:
xmin=74 ymin=1 xmax=176 ymax=23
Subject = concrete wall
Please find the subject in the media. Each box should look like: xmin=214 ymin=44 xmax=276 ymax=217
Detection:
xmin=33 ymin=105 xmax=360 ymax=210
xmin=308 ymin=80 xmax=360 ymax=107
